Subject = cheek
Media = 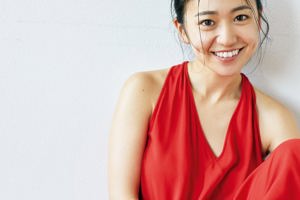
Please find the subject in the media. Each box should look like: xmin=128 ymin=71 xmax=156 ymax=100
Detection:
xmin=243 ymin=25 xmax=260 ymax=46
xmin=247 ymin=32 xmax=260 ymax=52
xmin=189 ymin=31 xmax=215 ymax=53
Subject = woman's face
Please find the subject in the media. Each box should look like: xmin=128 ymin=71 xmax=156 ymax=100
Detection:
xmin=178 ymin=0 xmax=260 ymax=76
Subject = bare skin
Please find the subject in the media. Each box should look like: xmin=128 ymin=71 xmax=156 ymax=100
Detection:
xmin=108 ymin=0 xmax=300 ymax=198
xmin=108 ymin=67 xmax=300 ymax=199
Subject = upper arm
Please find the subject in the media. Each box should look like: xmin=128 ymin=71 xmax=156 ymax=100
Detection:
xmin=108 ymin=72 xmax=154 ymax=199
xmin=267 ymin=104 xmax=300 ymax=152
xmin=255 ymin=89 xmax=300 ymax=153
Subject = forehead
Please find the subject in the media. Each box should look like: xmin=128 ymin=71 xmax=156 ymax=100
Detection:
xmin=186 ymin=0 xmax=257 ymax=12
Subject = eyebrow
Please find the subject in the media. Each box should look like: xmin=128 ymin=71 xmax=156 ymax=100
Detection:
xmin=194 ymin=5 xmax=252 ymax=17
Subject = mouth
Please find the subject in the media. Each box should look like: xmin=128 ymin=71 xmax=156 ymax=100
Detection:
xmin=212 ymin=48 xmax=244 ymax=60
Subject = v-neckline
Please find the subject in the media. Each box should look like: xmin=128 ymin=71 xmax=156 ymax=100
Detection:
xmin=184 ymin=61 xmax=245 ymax=161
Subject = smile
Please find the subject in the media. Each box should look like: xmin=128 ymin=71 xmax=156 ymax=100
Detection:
xmin=212 ymin=48 xmax=243 ymax=59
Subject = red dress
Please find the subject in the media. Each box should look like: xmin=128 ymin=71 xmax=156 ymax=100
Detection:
xmin=139 ymin=61 xmax=300 ymax=199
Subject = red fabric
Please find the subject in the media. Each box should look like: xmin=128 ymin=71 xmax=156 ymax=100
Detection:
xmin=139 ymin=62 xmax=300 ymax=199
xmin=233 ymin=139 xmax=300 ymax=200
xmin=139 ymin=61 xmax=264 ymax=199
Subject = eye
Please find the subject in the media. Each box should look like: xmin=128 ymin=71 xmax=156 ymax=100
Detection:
xmin=199 ymin=19 xmax=215 ymax=26
xmin=234 ymin=15 xmax=249 ymax=22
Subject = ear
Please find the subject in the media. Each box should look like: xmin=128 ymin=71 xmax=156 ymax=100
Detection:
xmin=258 ymin=17 xmax=262 ymax=30
xmin=173 ymin=19 xmax=190 ymax=44
xmin=258 ymin=9 xmax=262 ymax=30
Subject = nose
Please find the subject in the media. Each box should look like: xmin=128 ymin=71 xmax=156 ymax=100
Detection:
xmin=216 ymin=23 xmax=238 ymax=47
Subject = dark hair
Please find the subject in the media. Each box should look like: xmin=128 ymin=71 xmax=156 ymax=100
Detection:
xmin=171 ymin=0 xmax=270 ymax=54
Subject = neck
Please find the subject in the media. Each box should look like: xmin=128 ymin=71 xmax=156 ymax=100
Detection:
xmin=188 ymin=61 xmax=242 ymax=103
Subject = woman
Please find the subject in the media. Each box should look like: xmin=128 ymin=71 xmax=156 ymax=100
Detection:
xmin=108 ymin=0 xmax=300 ymax=199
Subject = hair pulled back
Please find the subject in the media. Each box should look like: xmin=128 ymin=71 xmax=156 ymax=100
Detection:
xmin=171 ymin=0 xmax=269 ymax=46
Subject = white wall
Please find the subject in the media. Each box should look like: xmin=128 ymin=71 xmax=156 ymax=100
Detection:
xmin=0 ymin=0 xmax=299 ymax=199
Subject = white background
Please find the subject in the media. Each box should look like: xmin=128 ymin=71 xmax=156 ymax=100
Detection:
xmin=0 ymin=0 xmax=299 ymax=199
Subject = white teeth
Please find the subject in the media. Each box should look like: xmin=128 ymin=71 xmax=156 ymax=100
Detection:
xmin=214 ymin=49 xmax=240 ymax=58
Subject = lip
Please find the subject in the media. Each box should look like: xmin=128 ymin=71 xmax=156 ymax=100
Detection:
xmin=213 ymin=48 xmax=242 ymax=53
xmin=212 ymin=47 xmax=244 ymax=63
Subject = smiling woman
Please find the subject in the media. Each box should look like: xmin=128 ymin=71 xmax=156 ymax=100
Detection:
xmin=173 ymin=0 xmax=263 ymax=76
xmin=108 ymin=0 xmax=300 ymax=199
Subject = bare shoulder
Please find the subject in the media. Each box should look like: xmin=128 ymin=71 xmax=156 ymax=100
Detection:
xmin=123 ymin=68 xmax=170 ymax=112
xmin=111 ymin=67 xmax=170 ymax=136
xmin=254 ymin=88 xmax=300 ymax=152
xmin=124 ymin=68 xmax=168 ymax=89
xmin=108 ymin=67 xmax=170 ymax=198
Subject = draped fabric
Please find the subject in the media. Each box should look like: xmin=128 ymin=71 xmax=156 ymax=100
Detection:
xmin=233 ymin=139 xmax=300 ymax=199
xmin=138 ymin=61 xmax=300 ymax=199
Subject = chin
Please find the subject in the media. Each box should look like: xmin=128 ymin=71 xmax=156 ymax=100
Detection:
xmin=210 ymin=65 xmax=243 ymax=78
